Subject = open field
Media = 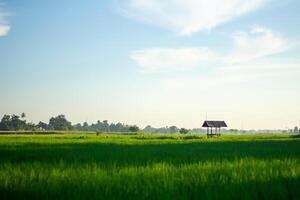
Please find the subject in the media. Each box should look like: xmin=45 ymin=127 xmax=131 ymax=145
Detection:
xmin=0 ymin=133 xmax=300 ymax=199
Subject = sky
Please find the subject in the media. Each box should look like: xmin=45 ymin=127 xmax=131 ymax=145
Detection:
xmin=0 ymin=0 xmax=300 ymax=129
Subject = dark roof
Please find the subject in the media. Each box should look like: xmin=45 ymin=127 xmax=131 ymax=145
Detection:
xmin=202 ymin=121 xmax=227 ymax=128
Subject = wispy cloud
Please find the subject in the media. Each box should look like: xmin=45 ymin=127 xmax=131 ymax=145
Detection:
xmin=225 ymin=27 xmax=291 ymax=63
xmin=163 ymin=72 xmax=264 ymax=92
xmin=220 ymin=60 xmax=300 ymax=72
xmin=131 ymin=47 xmax=217 ymax=73
xmin=131 ymin=27 xmax=294 ymax=73
xmin=163 ymin=59 xmax=300 ymax=94
xmin=132 ymin=27 xmax=299 ymax=95
xmin=0 ymin=3 xmax=10 ymax=37
xmin=118 ymin=0 xmax=267 ymax=35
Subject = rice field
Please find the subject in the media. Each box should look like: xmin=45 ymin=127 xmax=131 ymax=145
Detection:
xmin=0 ymin=133 xmax=299 ymax=199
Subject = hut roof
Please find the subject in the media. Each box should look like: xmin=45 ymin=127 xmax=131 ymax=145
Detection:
xmin=202 ymin=121 xmax=227 ymax=128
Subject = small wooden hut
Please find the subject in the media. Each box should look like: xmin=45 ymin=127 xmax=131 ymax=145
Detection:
xmin=202 ymin=121 xmax=227 ymax=137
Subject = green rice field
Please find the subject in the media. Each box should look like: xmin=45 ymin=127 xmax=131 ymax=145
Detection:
xmin=0 ymin=133 xmax=299 ymax=199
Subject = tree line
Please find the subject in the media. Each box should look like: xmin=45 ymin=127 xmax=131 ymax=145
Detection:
xmin=0 ymin=113 xmax=194 ymax=134
xmin=2 ymin=113 xmax=299 ymax=134
xmin=0 ymin=113 xmax=141 ymax=132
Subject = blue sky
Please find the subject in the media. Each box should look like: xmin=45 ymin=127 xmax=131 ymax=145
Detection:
xmin=0 ymin=0 xmax=300 ymax=129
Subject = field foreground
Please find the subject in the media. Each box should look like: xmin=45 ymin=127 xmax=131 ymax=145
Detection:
xmin=0 ymin=133 xmax=299 ymax=199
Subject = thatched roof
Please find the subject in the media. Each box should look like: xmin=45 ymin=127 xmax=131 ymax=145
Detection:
xmin=202 ymin=121 xmax=227 ymax=128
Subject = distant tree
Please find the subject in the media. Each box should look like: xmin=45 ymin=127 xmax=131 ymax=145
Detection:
xmin=116 ymin=122 xmax=127 ymax=132
xmin=170 ymin=126 xmax=178 ymax=134
xmin=109 ymin=123 xmax=117 ymax=132
xmin=95 ymin=120 xmax=105 ymax=131
xmin=103 ymin=120 xmax=110 ymax=132
xmin=73 ymin=123 xmax=82 ymax=130
xmin=129 ymin=125 xmax=140 ymax=132
xmin=143 ymin=125 xmax=155 ymax=133
xmin=0 ymin=115 xmax=11 ymax=130
xmin=11 ymin=115 xmax=26 ymax=130
xmin=179 ymin=128 xmax=189 ymax=134
xmin=21 ymin=112 xmax=26 ymax=119
xmin=229 ymin=129 xmax=238 ymax=133
xmin=0 ymin=114 xmax=27 ymax=130
xmin=37 ymin=121 xmax=48 ymax=130
xmin=26 ymin=122 xmax=36 ymax=131
xmin=294 ymin=126 xmax=299 ymax=134
xmin=71 ymin=120 xmax=132 ymax=133
xmin=82 ymin=122 xmax=89 ymax=131
xmin=48 ymin=115 xmax=72 ymax=130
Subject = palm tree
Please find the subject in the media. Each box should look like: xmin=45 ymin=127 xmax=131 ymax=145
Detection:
xmin=21 ymin=112 xmax=26 ymax=119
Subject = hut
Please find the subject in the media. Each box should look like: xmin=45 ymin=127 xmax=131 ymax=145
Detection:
xmin=202 ymin=121 xmax=227 ymax=137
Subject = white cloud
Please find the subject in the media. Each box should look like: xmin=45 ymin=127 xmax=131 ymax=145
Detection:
xmin=0 ymin=24 xmax=10 ymax=36
xmin=131 ymin=47 xmax=217 ymax=73
xmin=225 ymin=27 xmax=291 ymax=63
xmin=131 ymin=27 xmax=293 ymax=73
xmin=0 ymin=4 xmax=10 ymax=37
xmin=119 ymin=0 xmax=267 ymax=35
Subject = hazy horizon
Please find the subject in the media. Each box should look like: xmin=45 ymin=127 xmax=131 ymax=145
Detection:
xmin=1 ymin=0 xmax=300 ymax=130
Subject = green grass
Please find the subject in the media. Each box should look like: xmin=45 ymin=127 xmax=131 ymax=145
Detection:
xmin=0 ymin=133 xmax=299 ymax=199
